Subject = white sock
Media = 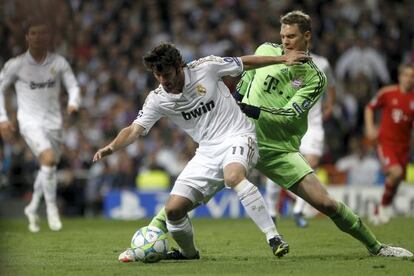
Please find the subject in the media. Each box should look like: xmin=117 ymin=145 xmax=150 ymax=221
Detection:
xmin=166 ymin=215 xmax=198 ymax=258
xmin=234 ymin=179 xmax=279 ymax=241
xmin=265 ymin=178 xmax=279 ymax=218
xmin=293 ymin=196 xmax=306 ymax=215
xmin=40 ymin=166 xmax=58 ymax=211
xmin=26 ymin=171 xmax=43 ymax=212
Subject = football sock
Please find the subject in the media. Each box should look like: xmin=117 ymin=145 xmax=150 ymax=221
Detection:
xmin=293 ymin=197 xmax=306 ymax=215
xmin=26 ymin=171 xmax=43 ymax=212
xmin=330 ymin=202 xmax=381 ymax=254
xmin=149 ymin=208 xmax=168 ymax=233
xmin=166 ymin=215 xmax=198 ymax=258
xmin=234 ymin=179 xmax=279 ymax=240
xmin=381 ymin=179 xmax=399 ymax=206
xmin=40 ymin=166 xmax=58 ymax=208
xmin=265 ymin=180 xmax=279 ymax=218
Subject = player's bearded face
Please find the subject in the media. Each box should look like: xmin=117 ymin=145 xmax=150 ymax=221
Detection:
xmin=280 ymin=24 xmax=310 ymax=53
xmin=154 ymin=66 xmax=184 ymax=94
xmin=26 ymin=25 xmax=51 ymax=51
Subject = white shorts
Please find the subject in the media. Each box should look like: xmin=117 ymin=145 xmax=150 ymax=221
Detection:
xmin=300 ymin=127 xmax=324 ymax=156
xmin=171 ymin=134 xmax=258 ymax=204
xmin=20 ymin=125 xmax=63 ymax=161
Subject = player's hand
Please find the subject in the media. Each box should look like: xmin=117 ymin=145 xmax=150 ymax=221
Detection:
xmin=67 ymin=105 xmax=79 ymax=115
xmin=283 ymin=50 xmax=311 ymax=65
xmin=0 ymin=121 xmax=16 ymax=142
xmin=238 ymin=103 xmax=261 ymax=119
xmin=93 ymin=145 xmax=114 ymax=162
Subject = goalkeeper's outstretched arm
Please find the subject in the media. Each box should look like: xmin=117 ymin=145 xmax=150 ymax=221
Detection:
xmin=93 ymin=123 xmax=144 ymax=162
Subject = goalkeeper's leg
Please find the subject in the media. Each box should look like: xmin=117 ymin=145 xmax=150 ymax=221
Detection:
xmin=290 ymin=173 xmax=382 ymax=255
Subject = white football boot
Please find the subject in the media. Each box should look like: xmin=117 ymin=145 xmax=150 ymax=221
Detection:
xmin=118 ymin=248 xmax=137 ymax=262
xmin=375 ymin=245 xmax=413 ymax=257
xmin=46 ymin=204 xmax=62 ymax=231
xmin=24 ymin=206 xmax=40 ymax=233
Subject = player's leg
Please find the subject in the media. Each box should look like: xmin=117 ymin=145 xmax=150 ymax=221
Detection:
xmin=24 ymin=171 xmax=42 ymax=233
xmin=149 ymin=208 xmax=168 ymax=233
xmin=373 ymin=144 xmax=407 ymax=224
xmin=20 ymin=127 xmax=62 ymax=232
xmin=38 ymin=148 xmax=62 ymax=231
xmin=164 ymin=193 xmax=199 ymax=259
xmin=223 ymin=135 xmax=288 ymax=257
xmin=290 ymin=172 xmax=412 ymax=257
xmin=264 ymin=177 xmax=279 ymax=221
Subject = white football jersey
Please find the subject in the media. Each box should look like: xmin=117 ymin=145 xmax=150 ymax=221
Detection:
xmin=0 ymin=51 xmax=80 ymax=129
xmin=133 ymin=56 xmax=255 ymax=144
xmin=307 ymin=53 xmax=336 ymax=128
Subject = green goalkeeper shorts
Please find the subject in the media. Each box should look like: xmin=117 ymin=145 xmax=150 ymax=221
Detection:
xmin=256 ymin=150 xmax=313 ymax=189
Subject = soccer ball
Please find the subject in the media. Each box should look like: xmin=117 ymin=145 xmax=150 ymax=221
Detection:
xmin=130 ymin=225 xmax=168 ymax=263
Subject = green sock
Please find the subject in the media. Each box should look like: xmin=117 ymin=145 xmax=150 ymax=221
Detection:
xmin=329 ymin=202 xmax=382 ymax=254
xmin=149 ymin=208 xmax=168 ymax=233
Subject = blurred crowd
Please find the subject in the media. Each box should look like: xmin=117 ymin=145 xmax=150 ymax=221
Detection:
xmin=1 ymin=0 xmax=414 ymax=216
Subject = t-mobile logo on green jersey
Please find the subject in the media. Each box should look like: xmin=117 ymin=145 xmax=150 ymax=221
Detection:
xmin=263 ymin=75 xmax=279 ymax=93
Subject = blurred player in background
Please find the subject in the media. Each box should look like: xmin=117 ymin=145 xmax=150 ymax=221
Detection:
xmin=265 ymin=52 xmax=336 ymax=228
xmin=365 ymin=63 xmax=414 ymax=225
xmin=93 ymin=43 xmax=311 ymax=261
xmin=0 ymin=19 xmax=81 ymax=232
xmin=235 ymin=10 xmax=411 ymax=257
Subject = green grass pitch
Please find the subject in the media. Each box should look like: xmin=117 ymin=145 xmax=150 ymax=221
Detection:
xmin=1 ymin=217 xmax=413 ymax=275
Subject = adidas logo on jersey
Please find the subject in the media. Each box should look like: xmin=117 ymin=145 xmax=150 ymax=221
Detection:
xmin=181 ymin=100 xmax=215 ymax=120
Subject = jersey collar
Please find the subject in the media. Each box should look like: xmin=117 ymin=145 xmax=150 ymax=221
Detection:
xmin=26 ymin=50 xmax=50 ymax=66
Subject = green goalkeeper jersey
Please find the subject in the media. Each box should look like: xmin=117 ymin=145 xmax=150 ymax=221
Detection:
xmin=237 ymin=43 xmax=327 ymax=153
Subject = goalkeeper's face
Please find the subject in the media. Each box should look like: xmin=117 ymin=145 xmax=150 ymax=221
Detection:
xmin=153 ymin=66 xmax=185 ymax=94
xmin=280 ymin=23 xmax=310 ymax=53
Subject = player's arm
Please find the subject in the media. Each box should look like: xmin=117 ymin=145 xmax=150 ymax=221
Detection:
xmin=61 ymin=58 xmax=81 ymax=115
xmin=0 ymin=60 xmax=18 ymax=141
xmin=93 ymin=123 xmax=145 ymax=162
xmin=364 ymin=105 xmax=377 ymax=141
xmin=241 ymin=72 xmax=327 ymax=122
xmin=364 ymin=89 xmax=386 ymax=141
xmin=322 ymin=84 xmax=335 ymax=120
xmin=321 ymin=60 xmax=336 ymax=120
xmin=240 ymin=50 xmax=310 ymax=71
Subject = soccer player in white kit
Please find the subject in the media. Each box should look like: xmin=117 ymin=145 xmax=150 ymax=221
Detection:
xmin=0 ymin=19 xmax=81 ymax=232
xmin=94 ymin=43 xmax=311 ymax=260
xmin=265 ymin=53 xmax=336 ymax=227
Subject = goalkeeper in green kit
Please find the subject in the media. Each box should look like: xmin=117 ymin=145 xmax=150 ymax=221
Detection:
xmin=122 ymin=10 xmax=412 ymax=260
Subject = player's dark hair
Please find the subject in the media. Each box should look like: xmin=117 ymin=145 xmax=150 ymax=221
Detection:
xmin=280 ymin=10 xmax=312 ymax=33
xmin=24 ymin=17 xmax=52 ymax=34
xmin=143 ymin=43 xmax=185 ymax=73
xmin=398 ymin=63 xmax=414 ymax=74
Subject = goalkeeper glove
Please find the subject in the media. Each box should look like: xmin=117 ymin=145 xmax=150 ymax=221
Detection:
xmin=238 ymin=103 xmax=260 ymax=119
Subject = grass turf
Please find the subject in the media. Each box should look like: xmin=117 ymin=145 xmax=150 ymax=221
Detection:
xmin=0 ymin=217 xmax=413 ymax=275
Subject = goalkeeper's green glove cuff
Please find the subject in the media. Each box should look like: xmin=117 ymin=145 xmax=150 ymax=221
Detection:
xmin=238 ymin=103 xmax=260 ymax=119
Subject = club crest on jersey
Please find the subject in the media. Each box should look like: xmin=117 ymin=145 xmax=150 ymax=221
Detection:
xmin=291 ymin=79 xmax=303 ymax=89
xmin=50 ymin=67 xmax=57 ymax=76
xmin=196 ymin=84 xmax=207 ymax=96
xmin=410 ymin=101 xmax=414 ymax=110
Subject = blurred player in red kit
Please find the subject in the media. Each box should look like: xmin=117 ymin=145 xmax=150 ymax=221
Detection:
xmin=365 ymin=63 xmax=414 ymax=224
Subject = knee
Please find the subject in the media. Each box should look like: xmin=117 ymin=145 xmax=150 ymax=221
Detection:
xmin=224 ymin=172 xmax=245 ymax=188
xmin=388 ymin=166 xmax=404 ymax=182
xmin=39 ymin=149 xmax=57 ymax=166
xmin=165 ymin=204 xmax=186 ymax=221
